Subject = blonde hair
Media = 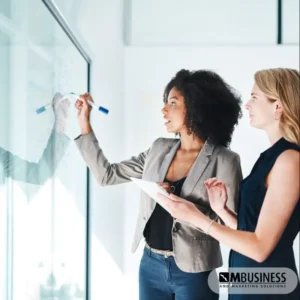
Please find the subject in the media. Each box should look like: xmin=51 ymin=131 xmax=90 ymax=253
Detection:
xmin=254 ymin=68 xmax=300 ymax=146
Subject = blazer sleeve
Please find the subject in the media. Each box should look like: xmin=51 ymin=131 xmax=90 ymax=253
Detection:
xmin=216 ymin=152 xmax=243 ymax=225
xmin=74 ymin=131 xmax=151 ymax=186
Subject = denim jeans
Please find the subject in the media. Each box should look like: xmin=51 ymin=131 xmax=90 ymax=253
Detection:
xmin=139 ymin=246 xmax=219 ymax=300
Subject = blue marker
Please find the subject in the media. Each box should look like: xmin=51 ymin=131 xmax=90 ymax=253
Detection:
xmin=36 ymin=105 xmax=49 ymax=114
xmin=36 ymin=92 xmax=109 ymax=115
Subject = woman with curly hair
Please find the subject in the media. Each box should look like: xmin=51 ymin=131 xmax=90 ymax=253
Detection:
xmin=75 ymin=69 xmax=243 ymax=300
xmin=158 ymin=68 xmax=300 ymax=299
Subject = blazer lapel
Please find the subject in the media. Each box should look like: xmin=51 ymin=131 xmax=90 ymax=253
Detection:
xmin=158 ymin=139 xmax=181 ymax=182
xmin=181 ymin=139 xmax=215 ymax=198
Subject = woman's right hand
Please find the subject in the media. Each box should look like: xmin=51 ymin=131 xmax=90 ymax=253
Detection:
xmin=204 ymin=177 xmax=228 ymax=214
xmin=75 ymin=93 xmax=93 ymax=135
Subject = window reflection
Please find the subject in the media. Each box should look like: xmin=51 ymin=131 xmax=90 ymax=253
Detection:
xmin=0 ymin=1 xmax=88 ymax=299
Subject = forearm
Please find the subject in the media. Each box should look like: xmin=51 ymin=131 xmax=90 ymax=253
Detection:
xmin=80 ymin=121 xmax=92 ymax=136
xmin=191 ymin=211 xmax=263 ymax=263
xmin=217 ymin=207 xmax=238 ymax=229
xmin=75 ymin=131 xmax=148 ymax=186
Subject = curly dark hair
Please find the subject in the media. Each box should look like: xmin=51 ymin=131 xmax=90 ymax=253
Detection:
xmin=163 ymin=69 xmax=242 ymax=147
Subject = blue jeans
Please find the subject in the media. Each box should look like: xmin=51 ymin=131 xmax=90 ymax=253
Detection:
xmin=139 ymin=246 xmax=219 ymax=300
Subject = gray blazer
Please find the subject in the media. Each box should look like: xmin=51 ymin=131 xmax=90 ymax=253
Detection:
xmin=75 ymin=131 xmax=243 ymax=273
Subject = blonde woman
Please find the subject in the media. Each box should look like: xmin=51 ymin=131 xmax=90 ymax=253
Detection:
xmin=158 ymin=68 xmax=300 ymax=299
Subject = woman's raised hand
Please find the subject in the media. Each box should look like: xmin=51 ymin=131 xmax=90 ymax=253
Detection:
xmin=204 ymin=177 xmax=228 ymax=214
xmin=75 ymin=93 xmax=93 ymax=135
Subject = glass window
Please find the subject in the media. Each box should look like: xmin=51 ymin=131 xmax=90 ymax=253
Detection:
xmin=0 ymin=0 xmax=89 ymax=299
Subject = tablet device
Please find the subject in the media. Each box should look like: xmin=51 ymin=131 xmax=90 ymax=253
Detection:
xmin=130 ymin=177 xmax=209 ymax=232
xmin=130 ymin=177 xmax=171 ymax=211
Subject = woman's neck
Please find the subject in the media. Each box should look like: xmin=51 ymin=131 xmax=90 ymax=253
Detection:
xmin=265 ymin=126 xmax=284 ymax=146
xmin=179 ymin=132 xmax=205 ymax=152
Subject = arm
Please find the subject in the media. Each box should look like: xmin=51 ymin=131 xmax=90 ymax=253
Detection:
xmin=162 ymin=149 xmax=299 ymax=263
xmin=74 ymin=131 xmax=150 ymax=186
xmin=2 ymin=128 xmax=69 ymax=185
xmin=214 ymin=153 xmax=243 ymax=229
xmin=216 ymin=206 xmax=239 ymax=230
xmin=74 ymin=93 xmax=150 ymax=186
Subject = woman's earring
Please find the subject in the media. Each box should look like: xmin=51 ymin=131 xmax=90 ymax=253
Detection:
xmin=274 ymin=111 xmax=280 ymax=120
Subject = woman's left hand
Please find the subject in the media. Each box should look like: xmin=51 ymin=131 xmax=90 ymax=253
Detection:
xmin=157 ymin=192 xmax=201 ymax=223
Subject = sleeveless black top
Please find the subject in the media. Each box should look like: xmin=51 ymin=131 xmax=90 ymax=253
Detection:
xmin=229 ymin=138 xmax=300 ymax=299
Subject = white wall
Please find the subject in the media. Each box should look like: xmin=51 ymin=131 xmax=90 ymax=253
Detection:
xmin=283 ymin=0 xmax=300 ymax=44
xmin=129 ymin=0 xmax=277 ymax=45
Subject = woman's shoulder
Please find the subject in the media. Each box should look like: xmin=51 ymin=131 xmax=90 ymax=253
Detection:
xmin=215 ymin=145 xmax=241 ymax=163
xmin=145 ymin=137 xmax=179 ymax=157
xmin=276 ymin=148 xmax=299 ymax=170
xmin=282 ymin=138 xmax=300 ymax=152
xmin=151 ymin=137 xmax=179 ymax=147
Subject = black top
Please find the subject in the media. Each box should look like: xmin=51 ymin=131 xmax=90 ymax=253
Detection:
xmin=228 ymin=138 xmax=300 ymax=299
xmin=143 ymin=177 xmax=187 ymax=250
